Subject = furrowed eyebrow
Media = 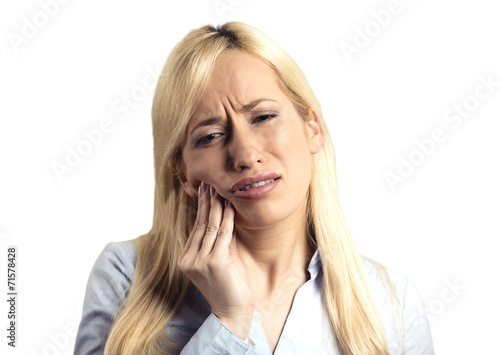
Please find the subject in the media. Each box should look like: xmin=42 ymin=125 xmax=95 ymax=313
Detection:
xmin=190 ymin=117 xmax=221 ymax=136
xmin=189 ymin=98 xmax=277 ymax=135
xmin=240 ymin=98 xmax=277 ymax=112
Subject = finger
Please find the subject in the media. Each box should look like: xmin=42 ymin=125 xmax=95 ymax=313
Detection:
xmin=212 ymin=201 xmax=235 ymax=254
xmin=199 ymin=185 xmax=224 ymax=254
xmin=182 ymin=182 xmax=203 ymax=254
xmin=184 ymin=181 xmax=210 ymax=254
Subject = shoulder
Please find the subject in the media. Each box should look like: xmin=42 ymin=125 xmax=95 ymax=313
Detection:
xmin=79 ymin=238 xmax=140 ymax=321
xmin=361 ymin=257 xmax=426 ymax=314
xmin=74 ymin=238 xmax=140 ymax=354
xmin=85 ymin=239 xmax=138 ymax=286
xmin=362 ymin=257 xmax=409 ymax=298
xmin=361 ymin=257 xmax=435 ymax=354
xmin=94 ymin=239 xmax=138 ymax=280
xmin=82 ymin=238 xmax=139 ymax=305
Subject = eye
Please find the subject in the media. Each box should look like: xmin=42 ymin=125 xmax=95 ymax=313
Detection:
xmin=253 ymin=114 xmax=277 ymax=123
xmin=195 ymin=132 xmax=223 ymax=147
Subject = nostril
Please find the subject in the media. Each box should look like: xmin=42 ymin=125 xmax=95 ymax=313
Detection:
xmin=227 ymin=160 xmax=249 ymax=173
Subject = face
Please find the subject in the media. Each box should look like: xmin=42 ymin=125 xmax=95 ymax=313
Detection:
xmin=179 ymin=49 xmax=322 ymax=230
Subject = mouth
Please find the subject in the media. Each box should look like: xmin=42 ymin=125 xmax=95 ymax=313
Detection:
xmin=231 ymin=172 xmax=280 ymax=192
xmin=230 ymin=172 xmax=281 ymax=200
xmin=238 ymin=178 xmax=279 ymax=191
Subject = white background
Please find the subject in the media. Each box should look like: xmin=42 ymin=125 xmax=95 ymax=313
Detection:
xmin=1 ymin=0 xmax=499 ymax=354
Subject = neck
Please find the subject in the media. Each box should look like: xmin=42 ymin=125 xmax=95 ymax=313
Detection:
xmin=234 ymin=198 xmax=314 ymax=294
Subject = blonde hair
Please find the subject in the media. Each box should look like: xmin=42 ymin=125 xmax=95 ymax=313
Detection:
xmin=105 ymin=21 xmax=397 ymax=355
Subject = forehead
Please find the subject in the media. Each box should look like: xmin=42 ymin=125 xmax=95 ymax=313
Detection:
xmin=193 ymin=49 xmax=286 ymax=116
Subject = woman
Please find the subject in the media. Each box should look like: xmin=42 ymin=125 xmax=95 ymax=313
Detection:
xmin=74 ymin=22 xmax=434 ymax=355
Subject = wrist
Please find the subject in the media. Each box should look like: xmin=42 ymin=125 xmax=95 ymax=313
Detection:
xmin=216 ymin=311 xmax=254 ymax=341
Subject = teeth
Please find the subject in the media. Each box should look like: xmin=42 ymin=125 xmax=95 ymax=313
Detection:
xmin=240 ymin=179 xmax=276 ymax=191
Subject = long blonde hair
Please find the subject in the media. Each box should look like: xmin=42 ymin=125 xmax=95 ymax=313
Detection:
xmin=105 ymin=21 xmax=394 ymax=355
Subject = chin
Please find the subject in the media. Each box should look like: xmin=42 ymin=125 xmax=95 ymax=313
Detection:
xmin=231 ymin=189 xmax=308 ymax=230
xmin=233 ymin=209 xmax=282 ymax=230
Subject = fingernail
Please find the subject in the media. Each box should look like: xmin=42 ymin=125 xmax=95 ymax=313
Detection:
xmin=210 ymin=185 xmax=216 ymax=198
xmin=225 ymin=199 xmax=229 ymax=207
xmin=198 ymin=184 xmax=201 ymax=196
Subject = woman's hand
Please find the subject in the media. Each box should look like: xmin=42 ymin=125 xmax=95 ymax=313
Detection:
xmin=178 ymin=182 xmax=255 ymax=340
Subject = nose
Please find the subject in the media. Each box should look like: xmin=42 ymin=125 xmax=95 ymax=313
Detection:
xmin=226 ymin=121 xmax=261 ymax=172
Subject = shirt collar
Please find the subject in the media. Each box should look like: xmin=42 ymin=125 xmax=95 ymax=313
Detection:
xmin=307 ymin=250 xmax=322 ymax=280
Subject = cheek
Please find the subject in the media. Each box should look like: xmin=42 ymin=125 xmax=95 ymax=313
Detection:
xmin=184 ymin=152 xmax=226 ymax=188
xmin=271 ymin=121 xmax=311 ymax=171
xmin=186 ymin=156 xmax=209 ymax=180
xmin=264 ymin=118 xmax=300 ymax=152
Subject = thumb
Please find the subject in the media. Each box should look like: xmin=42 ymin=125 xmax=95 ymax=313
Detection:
xmin=228 ymin=231 xmax=238 ymax=253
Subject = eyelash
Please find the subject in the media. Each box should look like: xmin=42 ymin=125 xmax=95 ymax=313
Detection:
xmin=253 ymin=114 xmax=277 ymax=122
xmin=195 ymin=132 xmax=222 ymax=147
xmin=195 ymin=114 xmax=278 ymax=147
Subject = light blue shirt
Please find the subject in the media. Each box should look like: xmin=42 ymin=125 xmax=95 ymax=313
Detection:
xmin=74 ymin=239 xmax=434 ymax=354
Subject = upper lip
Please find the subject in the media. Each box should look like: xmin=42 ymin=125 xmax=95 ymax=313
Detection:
xmin=231 ymin=172 xmax=280 ymax=192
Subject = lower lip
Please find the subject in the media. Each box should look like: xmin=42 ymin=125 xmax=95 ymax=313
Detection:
xmin=231 ymin=178 xmax=280 ymax=200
